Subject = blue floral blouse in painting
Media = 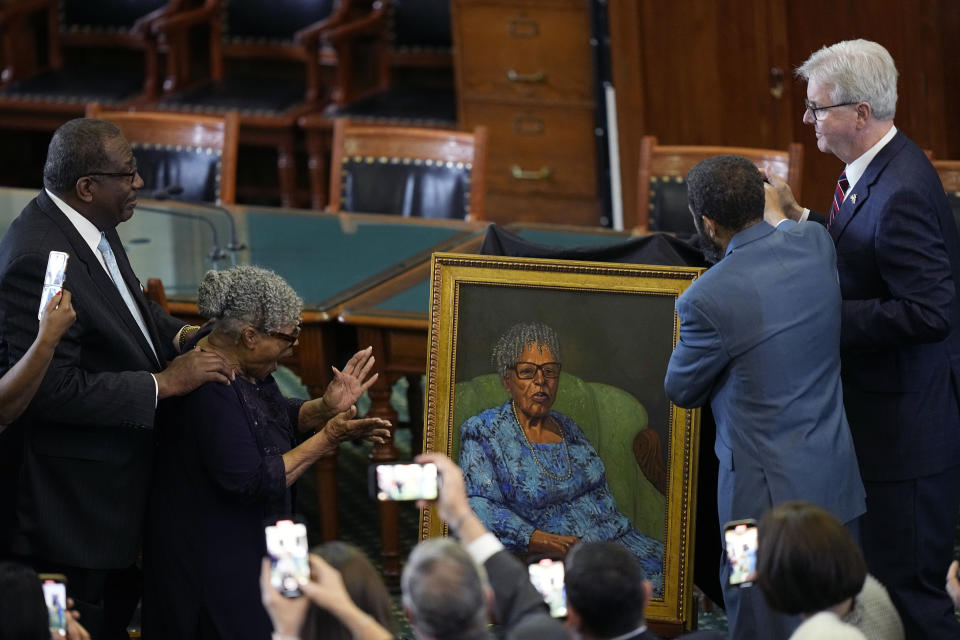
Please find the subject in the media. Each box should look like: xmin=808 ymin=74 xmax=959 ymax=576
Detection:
xmin=459 ymin=401 xmax=664 ymax=594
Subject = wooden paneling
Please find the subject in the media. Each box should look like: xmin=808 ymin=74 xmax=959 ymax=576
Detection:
xmin=462 ymin=102 xmax=596 ymax=197
xmin=609 ymin=0 xmax=960 ymax=227
xmin=452 ymin=0 xmax=602 ymax=226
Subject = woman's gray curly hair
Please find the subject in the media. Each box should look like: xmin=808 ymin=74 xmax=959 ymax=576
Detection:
xmin=197 ymin=265 xmax=303 ymax=338
xmin=491 ymin=321 xmax=562 ymax=379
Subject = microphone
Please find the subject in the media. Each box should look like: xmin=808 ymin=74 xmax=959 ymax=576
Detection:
xmin=147 ymin=184 xmax=246 ymax=252
xmin=135 ymin=202 xmax=228 ymax=262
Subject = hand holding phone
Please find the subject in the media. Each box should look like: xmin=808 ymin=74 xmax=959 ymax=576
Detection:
xmin=369 ymin=462 xmax=439 ymax=501
xmin=39 ymin=573 xmax=68 ymax=637
xmin=528 ymin=558 xmax=567 ymax=618
xmin=38 ymin=251 xmax=68 ymax=320
xmin=265 ymin=519 xmax=310 ymax=598
xmin=724 ymin=519 xmax=758 ymax=587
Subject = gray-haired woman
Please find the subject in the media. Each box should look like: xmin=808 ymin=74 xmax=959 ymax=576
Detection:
xmin=143 ymin=265 xmax=390 ymax=640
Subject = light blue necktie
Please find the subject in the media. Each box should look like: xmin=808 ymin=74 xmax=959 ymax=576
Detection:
xmin=97 ymin=232 xmax=157 ymax=358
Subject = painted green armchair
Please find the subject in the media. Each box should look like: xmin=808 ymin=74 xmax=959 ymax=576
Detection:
xmin=452 ymin=372 xmax=666 ymax=542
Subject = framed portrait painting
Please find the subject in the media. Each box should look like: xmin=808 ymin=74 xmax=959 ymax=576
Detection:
xmin=420 ymin=252 xmax=705 ymax=634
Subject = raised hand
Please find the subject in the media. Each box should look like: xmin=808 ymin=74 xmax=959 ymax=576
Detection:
xmin=322 ymin=406 xmax=391 ymax=445
xmin=259 ymin=557 xmax=310 ymax=637
xmin=37 ymin=289 xmax=76 ymax=348
xmin=321 ymin=346 xmax=379 ymax=414
xmin=760 ymin=170 xmax=804 ymax=222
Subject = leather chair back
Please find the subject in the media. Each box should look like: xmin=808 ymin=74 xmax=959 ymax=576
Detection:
xmin=63 ymin=0 xmax=167 ymax=31
xmin=933 ymin=159 xmax=960 ymax=243
xmin=86 ymin=103 xmax=239 ymax=204
xmin=225 ymin=0 xmax=337 ymax=42
xmin=636 ymin=135 xmax=804 ymax=234
xmin=329 ymin=118 xmax=487 ymax=219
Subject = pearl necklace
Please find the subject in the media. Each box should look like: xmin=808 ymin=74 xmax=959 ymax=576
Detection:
xmin=512 ymin=401 xmax=573 ymax=482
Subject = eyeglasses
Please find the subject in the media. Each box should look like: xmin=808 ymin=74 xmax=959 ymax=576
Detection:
xmin=85 ymin=168 xmax=138 ymax=185
xmin=512 ymin=362 xmax=561 ymax=379
xmin=803 ymin=99 xmax=859 ymax=121
xmin=267 ymin=324 xmax=301 ymax=344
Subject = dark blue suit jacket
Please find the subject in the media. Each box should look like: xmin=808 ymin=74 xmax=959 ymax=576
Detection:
xmin=826 ymin=131 xmax=960 ymax=481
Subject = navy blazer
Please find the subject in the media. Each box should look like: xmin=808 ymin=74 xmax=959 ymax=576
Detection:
xmin=823 ymin=131 xmax=960 ymax=481
xmin=665 ymin=220 xmax=865 ymax=527
xmin=0 ymin=191 xmax=183 ymax=569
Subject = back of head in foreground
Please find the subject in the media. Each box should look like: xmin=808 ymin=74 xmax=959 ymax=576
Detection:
xmin=401 ymin=537 xmax=491 ymax=640
xmin=0 ymin=561 xmax=49 ymax=640
xmin=301 ymin=541 xmax=396 ymax=640
xmin=756 ymin=501 xmax=866 ymax=616
xmin=565 ymin=541 xmax=651 ymax=639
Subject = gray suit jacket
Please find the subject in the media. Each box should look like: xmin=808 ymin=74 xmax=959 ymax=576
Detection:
xmin=664 ymin=220 xmax=865 ymax=526
xmin=664 ymin=220 xmax=866 ymax=639
xmin=0 ymin=191 xmax=183 ymax=569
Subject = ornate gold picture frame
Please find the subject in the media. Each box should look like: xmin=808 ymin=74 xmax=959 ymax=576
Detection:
xmin=420 ymin=252 xmax=705 ymax=634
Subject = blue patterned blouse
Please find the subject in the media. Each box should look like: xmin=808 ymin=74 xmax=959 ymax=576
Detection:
xmin=459 ymin=401 xmax=664 ymax=593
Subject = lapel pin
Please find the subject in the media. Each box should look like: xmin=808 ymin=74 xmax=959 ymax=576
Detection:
xmin=850 ymin=193 xmax=858 ymax=204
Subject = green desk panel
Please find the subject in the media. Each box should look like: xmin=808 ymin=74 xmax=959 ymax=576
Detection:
xmin=246 ymin=212 xmax=471 ymax=310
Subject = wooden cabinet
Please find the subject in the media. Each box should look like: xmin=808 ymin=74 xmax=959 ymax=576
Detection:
xmin=451 ymin=0 xmax=601 ymax=225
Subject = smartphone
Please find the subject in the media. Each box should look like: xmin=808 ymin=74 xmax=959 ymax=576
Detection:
xmin=368 ymin=462 xmax=439 ymax=501
xmin=724 ymin=518 xmax=759 ymax=587
xmin=528 ymin=558 xmax=567 ymax=618
xmin=38 ymin=573 xmax=68 ymax=637
xmin=38 ymin=251 xmax=69 ymax=320
xmin=265 ymin=519 xmax=310 ymax=598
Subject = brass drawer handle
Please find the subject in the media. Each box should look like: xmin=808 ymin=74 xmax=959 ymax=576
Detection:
xmin=513 ymin=115 xmax=544 ymax=135
xmin=506 ymin=69 xmax=546 ymax=84
xmin=508 ymin=17 xmax=539 ymax=38
xmin=511 ymin=165 xmax=552 ymax=181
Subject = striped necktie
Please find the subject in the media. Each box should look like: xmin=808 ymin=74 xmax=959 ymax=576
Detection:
xmin=97 ymin=232 xmax=157 ymax=359
xmin=828 ymin=170 xmax=849 ymax=228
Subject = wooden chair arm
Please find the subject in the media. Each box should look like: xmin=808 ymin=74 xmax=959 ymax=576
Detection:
xmin=295 ymin=0 xmax=387 ymax=45
xmin=325 ymin=7 xmax=389 ymax=46
xmin=131 ymin=0 xmax=187 ymax=36
xmin=146 ymin=0 xmax=220 ymax=37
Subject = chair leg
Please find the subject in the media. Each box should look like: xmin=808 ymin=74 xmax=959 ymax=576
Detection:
xmin=306 ymin=128 xmax=330 ymax=210
xmin=276 ymin=133 xmax=298 ymax=209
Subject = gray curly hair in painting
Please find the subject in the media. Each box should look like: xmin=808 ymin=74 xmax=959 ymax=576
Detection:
xmin=491 ymin=321 xmax=562 ymax=379
xmin=197 ymin=265 xmax=303 ymax=338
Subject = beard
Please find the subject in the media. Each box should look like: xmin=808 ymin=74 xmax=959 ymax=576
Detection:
xmin=693 ymin=216 xmax=724 ymax=265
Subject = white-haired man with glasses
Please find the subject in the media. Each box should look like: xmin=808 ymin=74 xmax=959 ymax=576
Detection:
xmin=766 ymin=39 xmax=960 ymax=639
xmin=0 ymin=118 xmax=236 ymax=639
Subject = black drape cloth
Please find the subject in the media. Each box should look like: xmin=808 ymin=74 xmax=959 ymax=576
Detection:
xmin=477 ymin=223 xmax=723 ymax=609
xmin=479 ymin=223 xmax=708 ymax=267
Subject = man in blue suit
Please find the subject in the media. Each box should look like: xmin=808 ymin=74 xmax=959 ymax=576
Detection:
xmin=664 ymin=155 xmax=866 ymax=640
xmin=766 ymin=40 xmax=960 ymax=639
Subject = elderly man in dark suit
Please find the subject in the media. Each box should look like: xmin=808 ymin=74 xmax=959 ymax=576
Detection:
xmin=766 ymin=39 xmax=960 ymax=639
xmin=0 ymin=118 xmax=234 ymax=639
xmin=664 ymin=155 xmax=866 ymax=640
